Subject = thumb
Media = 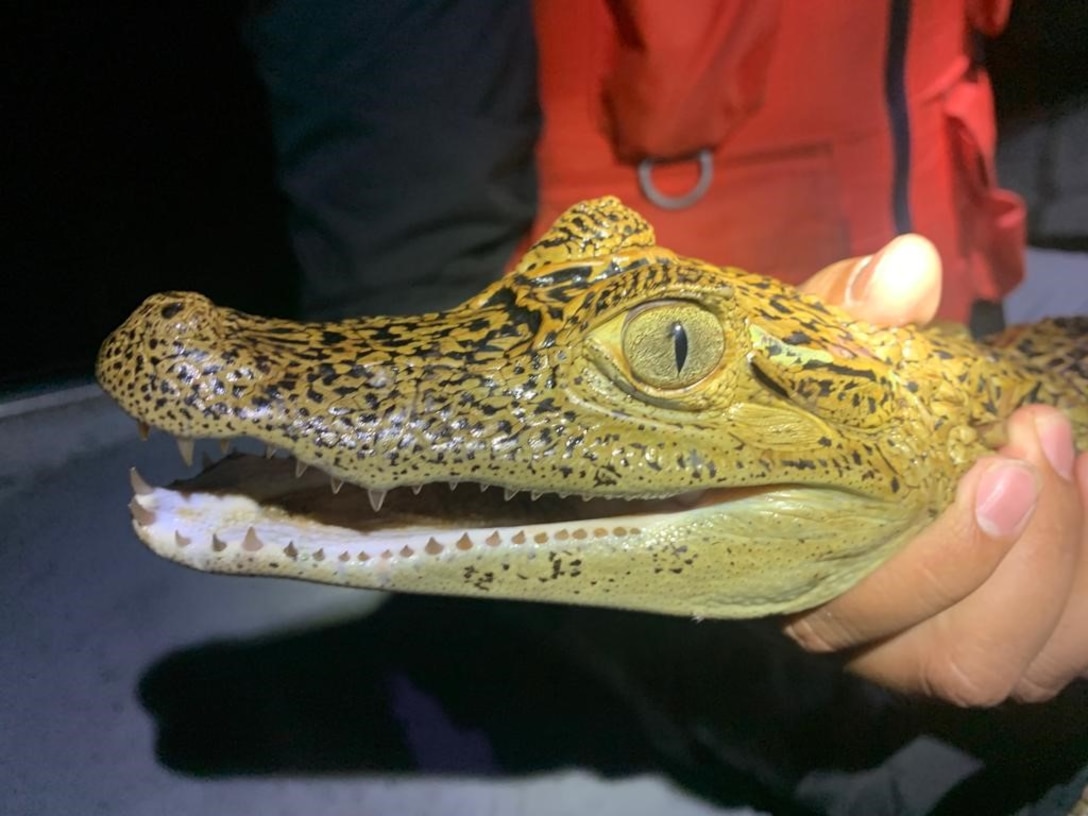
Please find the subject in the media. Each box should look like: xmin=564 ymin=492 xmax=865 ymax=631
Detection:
xmin=799 ymin=234 xmax=943 ymax=327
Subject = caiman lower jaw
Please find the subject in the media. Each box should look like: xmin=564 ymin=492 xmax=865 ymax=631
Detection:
xmin=123 ymin=438 xmax=917 ymax=621
xmin=126 ymin=450 xmax=781 ymax=559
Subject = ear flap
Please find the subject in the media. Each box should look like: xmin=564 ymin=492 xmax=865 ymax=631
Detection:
xmin=511 ymin=197 xmax=657 ymax=274
xmin=747 ymin=322 xmax=898 ymax=429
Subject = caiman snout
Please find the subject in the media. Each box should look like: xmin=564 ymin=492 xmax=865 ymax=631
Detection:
xmin=96 ymin=290 xmax=316 ymax=446
xmin=96 ymin=292 xmax=231 ymax=431
xmin=94 ymin=287 xmax=549 ymax=489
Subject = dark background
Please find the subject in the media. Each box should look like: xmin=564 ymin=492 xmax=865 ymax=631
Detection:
xmin=6 ymin=1 xmax=298 ymax=390
xmin=5 ymin=0 xmax=1088 ymax=392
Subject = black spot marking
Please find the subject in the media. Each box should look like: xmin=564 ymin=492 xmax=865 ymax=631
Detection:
xmin=751 ymin=363 xmax=790 ymax=400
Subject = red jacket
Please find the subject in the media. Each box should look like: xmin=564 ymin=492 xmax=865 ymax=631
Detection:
xmin=531 ymin=0 xmax=1024 ymax=322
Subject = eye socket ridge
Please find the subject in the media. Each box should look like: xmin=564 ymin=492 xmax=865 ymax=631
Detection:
xmin=621 ymin=300 xmax=725 ymax=390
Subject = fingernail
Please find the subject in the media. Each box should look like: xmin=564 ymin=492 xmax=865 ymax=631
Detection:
xmin=975 ymin=460 xmax=1039 ymax=538
xmin=844 ymin=254 xmax=876 ymax=308
xmin=1033 ymin=411 xmax=1075 ymax=481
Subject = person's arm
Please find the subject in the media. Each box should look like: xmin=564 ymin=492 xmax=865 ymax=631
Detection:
xmin=789 ymin=235 xmax=1088 ymax=705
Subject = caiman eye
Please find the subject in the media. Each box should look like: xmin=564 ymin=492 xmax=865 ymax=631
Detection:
xmin=622 ymin=301 xmax=725 ymax=389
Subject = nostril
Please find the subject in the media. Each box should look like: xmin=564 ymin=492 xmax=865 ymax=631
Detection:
xmin=142 ymin=292 xmax=223 ymax=341
xmin=160 ymin=301 xmax=184 ymax=319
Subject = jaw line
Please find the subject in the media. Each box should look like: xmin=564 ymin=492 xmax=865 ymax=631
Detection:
xmin=126 ymin=451 xmax=835 ymax=561
xmin=123 ymin=449 xmax=917 ymax=619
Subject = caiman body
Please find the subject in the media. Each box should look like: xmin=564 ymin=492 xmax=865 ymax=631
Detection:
xmin=97 ymin=198 xmax=1088 ymax=618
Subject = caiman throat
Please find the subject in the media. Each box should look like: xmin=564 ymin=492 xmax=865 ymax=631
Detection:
xmin=96 ymin=197 xmax=1088 ymax=618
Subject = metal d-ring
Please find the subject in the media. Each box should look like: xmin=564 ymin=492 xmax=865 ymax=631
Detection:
xmin=637 ymin=148 xmax=714 ymax=210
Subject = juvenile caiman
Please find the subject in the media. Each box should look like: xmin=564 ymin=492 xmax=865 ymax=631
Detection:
xmin=96 ymin=197 xmax=1088 ymax=619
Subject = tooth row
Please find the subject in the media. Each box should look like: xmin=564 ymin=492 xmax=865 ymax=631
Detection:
xmin=152 ymin=427 xmax=607 ymax=506
xmin=128 ymin=476 xmax=642 ymax=566
xmin=153 ymin=524 xmax=639 ymax=558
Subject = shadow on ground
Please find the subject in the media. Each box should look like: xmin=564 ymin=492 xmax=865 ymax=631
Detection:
xmin=139 ymin=595 xmax=1088 ymax=814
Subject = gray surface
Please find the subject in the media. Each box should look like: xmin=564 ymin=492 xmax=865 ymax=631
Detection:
xmin=1007 ymin=246 xmax=1088 ymax=323
xmin=997 ymin=97 xmax=1088 ymax=244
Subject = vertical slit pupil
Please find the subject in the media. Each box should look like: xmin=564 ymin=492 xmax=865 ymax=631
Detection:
xmin=670 ymin=322 xmax=688 ymax=373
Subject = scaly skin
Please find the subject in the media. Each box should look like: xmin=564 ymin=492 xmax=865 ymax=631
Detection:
xmin=96 ymin=198 xmax=1088 ymax=618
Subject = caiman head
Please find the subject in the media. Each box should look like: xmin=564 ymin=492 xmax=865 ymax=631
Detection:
xmin=97 ymin=197 xmax=979 ymax=618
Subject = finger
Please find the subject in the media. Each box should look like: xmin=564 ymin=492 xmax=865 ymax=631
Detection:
xmin=800 ymin=234 xmax=942 ymax=326
xmin=847 ymin=408 xmax=1081 ymax=705
xmin=1014 ymin=447 xmax=1088 ymax=699
xmin=784 ymin=407 xmax=1072 ymax=651
xmin=783 ymin=454 xmax=1035 ymax=651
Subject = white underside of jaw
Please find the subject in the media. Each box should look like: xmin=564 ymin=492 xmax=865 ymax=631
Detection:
xmin=128 ymin=470 xmax=659 ymax=570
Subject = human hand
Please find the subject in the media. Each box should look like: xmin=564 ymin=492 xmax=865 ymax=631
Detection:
xmin=785 ymin=235 xmax=1088 ymax=705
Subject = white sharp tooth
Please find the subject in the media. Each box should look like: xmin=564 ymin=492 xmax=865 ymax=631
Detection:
xmin=368 ymin=488 xmax=387 ymax=512
xmin=219 ymin=439 xmax=232 ymax=455
xmin=128 ymin=498 xmax=156 ymax=526
xmin=479 ymin=483 xmax=490 ymax=492
xmin=674 ymin=489 xmax=706 ymax=508
xmin=137 ymin=421 xmax=151 ymax=441
xmin=295 ymin=460 xmax=309 ymax=478
xmin=265 ymin=445 xmax=277 ymax=459
xmin=242 ymin=527 xmax=264 ymax=551
xmin=504 ymin=488 xmax=519 ymax=501
xmin=330 ymin=477 xmax=344 ymax=494
xmin=129 ymin=467 xmax=153 ymax=496
xmin=582 ymin=494 xmax=593 ymax=502
xmin=530 ymin=490 xmax=544 ymax=501
xmin=448 ymin=481 xmax=459 ymax=491
xmin=176 ymin=437 xmax=195 ymax=467
xmin=411 ymin=485 xmax=423 ymax=495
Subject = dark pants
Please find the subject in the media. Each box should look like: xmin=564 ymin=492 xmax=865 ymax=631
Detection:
xmin=245 ymin=0 xmax=540 ymax=318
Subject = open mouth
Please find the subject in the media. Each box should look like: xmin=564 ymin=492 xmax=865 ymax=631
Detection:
xmin=126 ymin=428 xmax=754 ymax=573
xmin=117 ymin=413 xmax=920 ymax=621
